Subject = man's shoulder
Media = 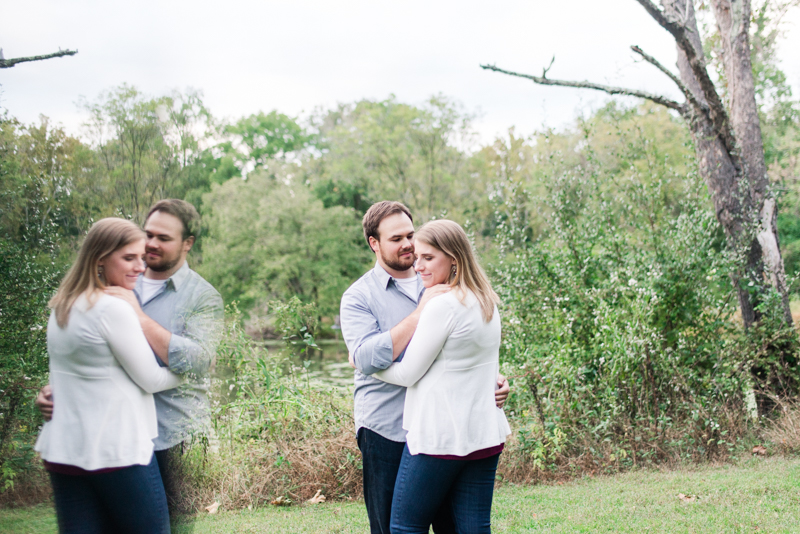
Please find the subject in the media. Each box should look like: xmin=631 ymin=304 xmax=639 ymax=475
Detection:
xmin=184 ymin=267 xmax=221 ymax=299
xmin=342 ymin=268 xmax=378 ymax=300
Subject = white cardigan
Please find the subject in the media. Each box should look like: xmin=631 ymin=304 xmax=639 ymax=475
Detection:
xmin=35 ymin=293 xmax=183 ymax=470
xmin=374 ymin=290 xmax=511 ymax=456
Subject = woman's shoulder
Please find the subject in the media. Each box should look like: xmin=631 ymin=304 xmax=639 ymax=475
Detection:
xmin=91 ymin=292 xmax=138 ymax=320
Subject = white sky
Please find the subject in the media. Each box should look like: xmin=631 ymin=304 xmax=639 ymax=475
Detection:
xmin=2 ymin=0 xmax=798 ymax=144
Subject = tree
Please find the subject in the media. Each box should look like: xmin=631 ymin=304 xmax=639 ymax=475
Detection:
xmin=305 ymin=96 xmax=477 ymax=222
xmin=482 ymin=0 xmax=793 ymax=329
xmin=80 ymin=85 xmax=213 ymax=223
xmin=199 ymin=165 xmax=371 ymax=318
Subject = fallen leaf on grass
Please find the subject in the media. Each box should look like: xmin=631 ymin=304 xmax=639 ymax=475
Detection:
xmin=271 ymin=496 xmax=292 ymax=506
xmin=677 ymin=493 xmax=697 ymax=503
xmin=307 ymin=489 xmax=326 ymax=504
xmin=752 ymin=445 xmax=767 ymax=456
xmin=205 ymin=501 xmax=220 ymax=514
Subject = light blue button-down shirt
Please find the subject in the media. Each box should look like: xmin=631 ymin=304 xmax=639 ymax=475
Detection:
xmin=134 ymin=261 xmax=224 ymax=450
xmin=340 ymin=263 xmax=423 ymax=442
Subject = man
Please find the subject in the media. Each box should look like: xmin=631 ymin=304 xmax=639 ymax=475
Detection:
xmin=36 ymin=199 xmax=224 ymax=516
xmin=340 ymin=201 xmax=509 ymax=534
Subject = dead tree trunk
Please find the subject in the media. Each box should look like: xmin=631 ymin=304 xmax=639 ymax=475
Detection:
xmin=481 ymin=0 xmax=792 ymax=329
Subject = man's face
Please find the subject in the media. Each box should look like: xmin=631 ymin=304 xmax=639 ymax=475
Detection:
xmin=143 ymin=211 xmax=193 ymax=273
xmin=370 ymin=212 xmax=415 ymax=273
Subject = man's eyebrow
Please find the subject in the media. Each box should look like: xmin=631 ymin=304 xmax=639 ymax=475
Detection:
xmin=388 ymin=231 xmax=414 ymax=239
xmin=146 ymin=231 xmax=173 ymax=238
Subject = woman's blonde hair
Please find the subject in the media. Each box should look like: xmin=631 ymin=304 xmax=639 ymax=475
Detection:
xmin=49 ymin=218 xmax=144 ymax=327
xmin=415 ymin=219 xmax=499 ymax=322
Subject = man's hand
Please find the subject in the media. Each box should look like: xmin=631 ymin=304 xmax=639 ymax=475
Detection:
xmin=416 ymin=284 xmax=450 ymax=311
xmin=495 ymin=374 xmax=510 ymax=408
xmin=348 ymin=351 xmax=356 ymax=369
xmin=35 ymin=385 xmax=54 ymax=421
xmin=104 ymin=287 xmax=144 ymax=318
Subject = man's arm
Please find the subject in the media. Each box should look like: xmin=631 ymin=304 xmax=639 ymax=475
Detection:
xmin=163 ymin=291 xmax=224 ymax=376
xmin=105 ymin=287 xmax=171 ymax=365
xmin=341 ymin=285 xmax=451 ymax=375
xmin=104 ymin=286 xmax=224 ymax=375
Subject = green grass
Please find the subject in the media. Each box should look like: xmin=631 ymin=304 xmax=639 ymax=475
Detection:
xmin=3 ymin=457 xmax=799 ymax=533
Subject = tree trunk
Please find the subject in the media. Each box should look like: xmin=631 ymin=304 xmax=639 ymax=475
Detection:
xmin=663 ymin=0 xmax=792 ymax=327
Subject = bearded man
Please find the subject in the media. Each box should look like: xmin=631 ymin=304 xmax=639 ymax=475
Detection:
xmin=340 ymin=201 xmax=509 ymax=534
xmin=37 ymin=199 xmax=223 ymax=517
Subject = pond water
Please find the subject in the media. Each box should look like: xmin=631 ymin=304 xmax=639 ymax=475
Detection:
xmin=257 ymin=339 xmax=353 ymax=390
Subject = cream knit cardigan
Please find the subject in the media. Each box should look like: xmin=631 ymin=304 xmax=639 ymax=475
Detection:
xmin=35 ymin=293 xmax=183 ymax=470
xmin=374 ymin=290 xmax=511 ymax=456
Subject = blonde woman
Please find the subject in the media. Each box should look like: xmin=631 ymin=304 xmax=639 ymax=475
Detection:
xmin=35 ymin=218 xmax=182 ymax=534
xmin=373 ymin=219 xmax=511 ymax=533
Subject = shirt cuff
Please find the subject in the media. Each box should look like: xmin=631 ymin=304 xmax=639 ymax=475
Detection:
xmin=167 ymin=334 xmax=195 ymax=375
xmin=369 ymin=331 xmax=395 ymax=371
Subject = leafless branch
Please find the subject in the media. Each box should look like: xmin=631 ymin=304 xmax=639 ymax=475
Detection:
xmin=633 ymin=0 xmax=737 ymax=156
xmin=542 ymin=55 xmax=555 ymax=79
xmin=630 ymin=45 xmax=707 ymax=114
xmin=0 ymin=49 xmax=78 ymax=69
xmin=480 ymin=63 xmax=684 ymax=112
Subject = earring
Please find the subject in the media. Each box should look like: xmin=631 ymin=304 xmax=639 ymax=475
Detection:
xmin=451 ymin=265 xmax=457 ymax=276
xmin=98 ymin=265 xmax=105 ymax=278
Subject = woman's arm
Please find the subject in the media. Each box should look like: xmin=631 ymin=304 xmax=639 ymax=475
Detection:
xmin=99 ymin=298 xmax=184 ymax=393
xmin=373 ymin=296 xmax=456 ymax=387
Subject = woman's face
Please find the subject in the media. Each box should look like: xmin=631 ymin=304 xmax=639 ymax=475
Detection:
xmin=98 ymin=239 xmax=146 ymax=289
xmin=414 ymin=240 xmax=455 ymax=288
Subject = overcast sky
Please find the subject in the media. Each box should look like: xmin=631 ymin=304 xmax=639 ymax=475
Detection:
xmin=2 ymin=0 xmax=798 ymax=144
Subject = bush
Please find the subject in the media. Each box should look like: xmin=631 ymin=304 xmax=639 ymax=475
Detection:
xmin=492 ymin=114 xmax=798 ymax=479
xmin=172 ymin=304 xmax=360 ymax=512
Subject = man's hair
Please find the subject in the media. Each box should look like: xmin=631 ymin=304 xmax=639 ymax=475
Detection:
xmin=146 ymin=199 xmax=201 ymax=241
xmin=362 ymin=201 xmax=413 ymax=247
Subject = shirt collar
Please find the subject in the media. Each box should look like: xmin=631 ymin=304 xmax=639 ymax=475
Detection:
xmin=372 ymin=261 xmax=419 ymax=291
xmin=136 ymin=260 xmax=191 ymax=294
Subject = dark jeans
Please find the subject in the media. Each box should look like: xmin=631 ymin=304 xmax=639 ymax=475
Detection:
xmin=390 ymin=445 xmax=500 ymax=534
xmin=357 ymin=428 xmax=456 ymax=534
xmin=49 ymin=453 xmax=170 ymax=534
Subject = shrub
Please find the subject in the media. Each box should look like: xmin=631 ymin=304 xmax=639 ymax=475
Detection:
xmin=492 ymin=114 xmax=798 ymax=478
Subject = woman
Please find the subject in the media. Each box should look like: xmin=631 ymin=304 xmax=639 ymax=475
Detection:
xmin=373 ymin=219 xmax=511 ymax=533
xmin=35 ymin=218 xmax=183 ymax=534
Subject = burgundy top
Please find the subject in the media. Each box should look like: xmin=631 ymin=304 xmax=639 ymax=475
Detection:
xmin=43 ymin=460 xmax=126 ymax=476
xmin=429 ymin=443 xmax=504 ymax=461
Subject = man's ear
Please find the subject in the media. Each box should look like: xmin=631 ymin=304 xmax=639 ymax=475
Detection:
xmin=183 ymin=236 xmax=195 ymax=253
xmin=368 ymin=236 xmax=379 ymax=253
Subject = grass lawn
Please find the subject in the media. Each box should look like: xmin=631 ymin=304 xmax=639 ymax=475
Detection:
xmin=2 ymin=457 xmax=798 ymax=533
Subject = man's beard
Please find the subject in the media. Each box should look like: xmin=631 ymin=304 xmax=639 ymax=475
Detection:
xmin=145 ymin=251 xmax=181 ymax=273
xmin=381 ymin=247 xmax=415 ymax=272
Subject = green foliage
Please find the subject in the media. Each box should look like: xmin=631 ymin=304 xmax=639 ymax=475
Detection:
xmin=494 ymin=109 xmax=770 ymax=467
xmin=199 ymin=166 xmax=371 ymax=317
xmin=0 ymin=116 xmax=64 ymax=491
xmin=225 ymin=111 xmax=312 ymax=168
xmin=270 ymin=297 xmax=320 ymax=356
xmin=306 ymin=95 xmax=477 ymax=221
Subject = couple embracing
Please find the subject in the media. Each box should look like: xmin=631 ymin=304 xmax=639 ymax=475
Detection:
xmin=341 ymin=201 xmax=512 ymax=534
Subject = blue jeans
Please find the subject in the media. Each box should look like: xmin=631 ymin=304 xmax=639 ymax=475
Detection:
xmin=49 ymin=454 xmax=170 ymax=534
xmin=390 ymin=445 xmax=500 ymax=534
xmin=358 ymin=428 xmax=456 ymax=534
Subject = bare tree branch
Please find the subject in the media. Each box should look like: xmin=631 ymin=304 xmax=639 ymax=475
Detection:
xmin=632 ymin=0 xmax=737 ymax=157
xmin=630 ymin=45 xmax=707 ymax=113
xmin=479 ymin=63 xmax=684 ymax=112
xmin=0 ymin=49 xmax=78 ymax=69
